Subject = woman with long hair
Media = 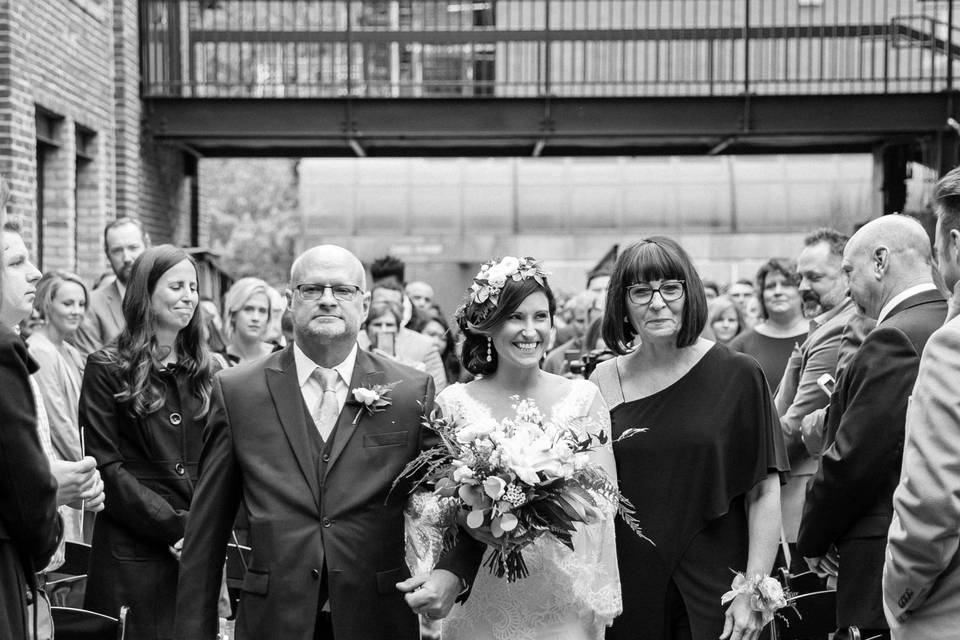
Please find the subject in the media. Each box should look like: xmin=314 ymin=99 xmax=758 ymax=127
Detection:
xmin=220 ymin=276 xmax=275 ymax=366
xmin=411 ymin=256 xmax=622 ymax=640
xmin=27 ymin=270 xmax=93 ymax=542
xmin=594 ymin=237 xmax=787 ymax=640
xmin=706 ymin=295 xmax=746 ymax=345
xmin=416 ymin=313 xmax=464 ymax=384
xmin=80 ymin=244 xmax=214 ymax=639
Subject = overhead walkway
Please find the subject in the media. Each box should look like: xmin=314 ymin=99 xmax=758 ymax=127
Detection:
xmin=141 ymin=0 xmax=960 ymax=158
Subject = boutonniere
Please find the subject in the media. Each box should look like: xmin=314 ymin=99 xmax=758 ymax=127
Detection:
xmin=351 ymin=381 xmax=401 ymax=425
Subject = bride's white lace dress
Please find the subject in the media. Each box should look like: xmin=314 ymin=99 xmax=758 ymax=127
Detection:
xmin=404 ymin=379 xmax=622 ymax=640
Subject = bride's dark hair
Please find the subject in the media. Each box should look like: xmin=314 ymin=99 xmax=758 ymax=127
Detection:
xmin=93 ymin=244 xmax=214 ymax=419
xmin=455 ymin=266 xmax=557 ymax=376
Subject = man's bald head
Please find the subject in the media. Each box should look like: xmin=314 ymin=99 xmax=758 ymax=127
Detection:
xmin=290 ymin=244 xmax=367 ymax=290
xmin=843 ymin=215 xmax=934 ymax=318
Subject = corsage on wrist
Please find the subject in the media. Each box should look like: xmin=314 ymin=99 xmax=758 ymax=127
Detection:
xmin=720 ymin=571 xmax=789 ymax=626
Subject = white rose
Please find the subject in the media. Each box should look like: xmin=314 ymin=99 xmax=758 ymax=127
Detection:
xmin=498 ymin=256 xmax=520 ymax=274
xmin=353 ymin=388 xmax=379 ymax=404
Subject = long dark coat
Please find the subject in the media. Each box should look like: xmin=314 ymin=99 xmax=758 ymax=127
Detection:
xmin=0 ymin=326 xmax=61 ymax=640
xmin=80 ymin=353 xmax=206 ymax=640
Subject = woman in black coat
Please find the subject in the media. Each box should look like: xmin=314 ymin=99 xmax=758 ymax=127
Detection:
xmin=80 ymin=245 xmax=215 ymax=639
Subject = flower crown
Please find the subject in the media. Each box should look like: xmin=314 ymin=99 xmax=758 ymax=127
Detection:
xmin=464 ymin=256 xmax=549 ymax=323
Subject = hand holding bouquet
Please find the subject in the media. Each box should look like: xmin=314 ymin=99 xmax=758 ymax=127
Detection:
xmin=396 ymin=397 xmax=644 ymax=582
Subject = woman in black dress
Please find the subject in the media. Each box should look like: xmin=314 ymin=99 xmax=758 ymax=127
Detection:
xmin=593 ymin=237 xmax=788 ymax=640
xmin=80 ymin=245 xmax=215 ymax=639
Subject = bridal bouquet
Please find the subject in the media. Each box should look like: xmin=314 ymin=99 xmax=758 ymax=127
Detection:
xmin=395 ymin=397 xmax=643 ymax=582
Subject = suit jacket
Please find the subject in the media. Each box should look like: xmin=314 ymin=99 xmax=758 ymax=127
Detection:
xmin=797 ymin=288 xmax=947 ymax=628
xmin=174 ymin=346 xmax=483 ymax=640
xmin=358 ymin=329 xmax=447 ymax=392
xmin=72 ymin=279 xmax=124 ymax=357
xmin=0 ymin=326 xmax=61 ymax=640
xmin=774 ymin=298 xmax=858 ymax=542
xmin=883 ymin=315 xmax=960 ymax=639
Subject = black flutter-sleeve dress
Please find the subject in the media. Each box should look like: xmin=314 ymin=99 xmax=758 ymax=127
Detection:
xmin=598 ymin=343 xmax=789 ymax=640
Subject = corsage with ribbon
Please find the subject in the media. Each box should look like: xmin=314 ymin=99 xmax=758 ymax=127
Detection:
xmin=720 ymin=571 xmax=790 ymax=626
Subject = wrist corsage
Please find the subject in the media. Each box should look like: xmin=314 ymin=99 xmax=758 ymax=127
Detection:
xmin=351 ymin=381 xmax=400 ymax=425
xmin=720 ymin=571 xmax=789 ymax=626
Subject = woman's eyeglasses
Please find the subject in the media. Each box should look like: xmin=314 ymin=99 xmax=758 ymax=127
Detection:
xmin=626 ymin=280 xmax=686 ymax=305
xmin=294 ymin=283 xmax=362 ymax=302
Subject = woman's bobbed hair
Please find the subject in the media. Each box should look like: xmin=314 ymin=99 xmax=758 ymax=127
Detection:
xmin=221 ymin=277 xmax=271 ymax=343
xmin=455 ymin=263 xmax=556 ymax=376
xmin=97 ymin=244 xmax=213 ymax=418
xmin=602 ymin=236 xmax=708 ymax=354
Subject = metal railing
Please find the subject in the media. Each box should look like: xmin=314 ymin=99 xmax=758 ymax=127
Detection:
xmin=141 ymin=0 xmax=960 ymax=98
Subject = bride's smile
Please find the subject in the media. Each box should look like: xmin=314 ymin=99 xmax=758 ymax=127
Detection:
xmin=490 ymin=291 xmax=552 ymax=368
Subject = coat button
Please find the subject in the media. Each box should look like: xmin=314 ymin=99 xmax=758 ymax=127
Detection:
xmin=170 ymin=412 xmax=182 ymax=426
xmin=175 ymin=463 xmax=185 ymax=476
xmin=322 ymin=518 xmax=331 ymax=528
xmin=311 ymin=568 xmax=320 ymax=580
xmin=321 ymin=453 xmax=330 ymax=463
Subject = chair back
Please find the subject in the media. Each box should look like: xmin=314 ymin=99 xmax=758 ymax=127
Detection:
xmin=773 ymin=590 xmax=837 ymax=640
xmin=50 ymin=606 xmax=118 ymax=640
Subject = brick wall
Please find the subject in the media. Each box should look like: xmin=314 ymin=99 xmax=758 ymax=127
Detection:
xmin=0 ymin=0 xmax=194 ymax=286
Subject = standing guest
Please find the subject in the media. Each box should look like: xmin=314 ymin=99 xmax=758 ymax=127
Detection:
xmin=3 ymin=221 xmax=105 ymax=568
xmin=702 ymin=279 xmax=721 ymax=301
xmin=728 ymin=259 xmax=808 ymax=390
xmin=798 ymin=215 xmax=947 ymax=640
xmin=726 ymin=278 xmax=756 ymax=314
xmin=80 ymin=245 xmax=214 ymax=639
xmin=367 ymin=282 xmax=447 ymax=390
xmin=174 ymin=244 xmax=483 ymax=640
xmin=27 ymin=271 xmax=95 ymax=542
xmin=542 ymin=289 xmax=603 ymax=375
xmin=362 ymin=300 xmax=424 ymax=372
xmin=0 ymin=183 xmax=62 ymax=640
xmin=416 ymin=314 xmax=463 ymax=385
xmin=220 ymin=277 xmax=276 ymax=366
xmin=706 ymin=295 xmax=745 ymax=344
xmin=405 ymin=280 xmax=435 ymax=315
xmin=773 ymin=229 xmax=858 ymax=571
xmin=594 ymin=237 xmax=787 ymax=640
xmin=72 ymin=217 xmax=149 ymax=356
xmin=883 ymin=169 xmax=960 ymax=639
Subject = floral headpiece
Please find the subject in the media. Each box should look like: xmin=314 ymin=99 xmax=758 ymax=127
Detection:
xmin=463 ymin=256 xmax=549 ymax=324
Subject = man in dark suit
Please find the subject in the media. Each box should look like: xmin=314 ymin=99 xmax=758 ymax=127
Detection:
xmin=72 ymin=217 xmax=149 ymax=356
xmin=175 ymin=244 xmax=483 ymax=640
xmin=797 ymin=214 xmax=948 ymax=639
xmin=883 ymin=168 xmax=960 ymax=639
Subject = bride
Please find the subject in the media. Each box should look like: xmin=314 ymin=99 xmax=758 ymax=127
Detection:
xmin=405 ymin=256 xmax=622 ymax=640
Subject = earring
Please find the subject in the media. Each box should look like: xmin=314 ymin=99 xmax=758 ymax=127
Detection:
xmin=486 ymin=337 xmax=493 ymax=362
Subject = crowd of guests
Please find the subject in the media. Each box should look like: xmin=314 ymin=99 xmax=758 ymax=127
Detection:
xmin=3 ymin=161 xmax=960 ymax=640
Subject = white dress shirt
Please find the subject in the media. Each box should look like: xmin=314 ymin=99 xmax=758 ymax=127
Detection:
xmin=876 ymin=283 xmax=938 ymax=325
xmin=294 ymin=342 xmax=357 ymax=417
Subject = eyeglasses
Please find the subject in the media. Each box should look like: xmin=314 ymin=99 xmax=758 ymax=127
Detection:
xmin=626 ymin=280 xmax=686 ymax=305
xmin=294 ymin=283 xmax=363 ymax=302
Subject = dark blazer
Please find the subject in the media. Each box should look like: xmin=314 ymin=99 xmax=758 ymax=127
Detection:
xmin=0 ymin=326 xmax=61 ymax=640
xmin=174 ymin=346 xmax=484 ymax=640
xmin=79 ymin=353 xmax=206 ymax=639
xmin=798 ymin=288 xmax=947 ymax=629
xmin=72 ymin=279 xmax=124 ymax=357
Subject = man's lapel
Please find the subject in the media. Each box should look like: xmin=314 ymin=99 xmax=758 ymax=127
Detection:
xmin=265 ymin=346 xmax=321 ymax=509
xmin=882 ymin=288 xmax=945 ymax=323
xmin=324 ymin=349 xmax=385 ymax=479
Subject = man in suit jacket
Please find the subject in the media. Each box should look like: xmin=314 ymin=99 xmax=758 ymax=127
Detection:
xmin=882 ymin=170 xmax=960 ymax=639
xmin=368 ymin=283 xmax=447 ymax=390
xmin=175 ymin=244 xmax=483 ymax=640
xmin=797 ymin=215 xmax=948 ymax=638
xmin=72 ymin=217 xmax=148 ymax=356
xmin=775 ymin=228 xmax=855 ymax=553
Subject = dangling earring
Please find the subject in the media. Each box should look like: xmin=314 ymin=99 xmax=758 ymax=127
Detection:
xmin=486 ymin=336 xmax=493 ymax=362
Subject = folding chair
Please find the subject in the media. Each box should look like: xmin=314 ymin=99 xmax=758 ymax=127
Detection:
xmin=225 ymin=539 xmax=251 ymax=621
xmin=51 ymin=605 xmax=128 ymax=640
xmin=45 ymin=542 xmax=92 ymax=607
xmin=773 ymin=590 xmax=837 ymax=640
